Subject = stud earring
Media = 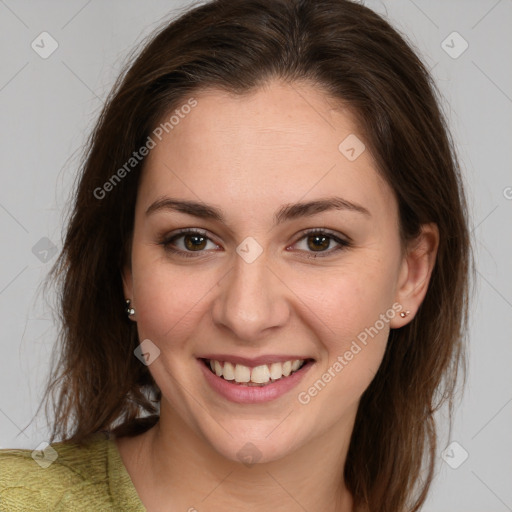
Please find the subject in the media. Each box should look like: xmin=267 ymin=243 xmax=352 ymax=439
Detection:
xmin=400 ymin=310 xmax=410 ymax=318
xmin=126 ymin=299 xmax=135 ymax=317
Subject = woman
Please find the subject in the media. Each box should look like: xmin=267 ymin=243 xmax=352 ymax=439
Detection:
xmin=0 ymin=0 xmax=471 ymax=511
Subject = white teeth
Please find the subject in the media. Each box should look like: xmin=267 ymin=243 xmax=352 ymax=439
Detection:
xmin=206 ymin=358 xmax=307 ymax=385
xmin=234 ymin=363 xmax=251 ymax=383
xmin=269 ymin=362 xmax=282 ymax=380
xmin=251 ymin=364 xmax=270 ymax=383
xmin=223 ymin=361 xmax=235 ymax=381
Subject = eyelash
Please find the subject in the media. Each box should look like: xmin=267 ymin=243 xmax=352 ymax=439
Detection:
xmin=159 ymin=228 xmax=351 ymax=259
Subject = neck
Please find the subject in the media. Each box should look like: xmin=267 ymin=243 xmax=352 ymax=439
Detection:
xmin=118 ymin=403 xmax=356 ymax=512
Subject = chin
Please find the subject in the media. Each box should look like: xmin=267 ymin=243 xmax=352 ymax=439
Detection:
xmin=215 ymin=436 xmax=294 ymax=466
xmin=200 ymin=418 xmax=307 ymax=467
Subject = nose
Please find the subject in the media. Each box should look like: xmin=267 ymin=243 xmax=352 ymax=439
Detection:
xmin=211 ymin=249 xmax=291 ymax=342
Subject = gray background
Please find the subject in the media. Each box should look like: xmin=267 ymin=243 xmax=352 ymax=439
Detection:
xmin=0 ymin=1 xmax=511 ymax=510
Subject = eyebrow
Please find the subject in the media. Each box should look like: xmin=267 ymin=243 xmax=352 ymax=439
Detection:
xmin=145 ymin=195 xmax=371 ymax=224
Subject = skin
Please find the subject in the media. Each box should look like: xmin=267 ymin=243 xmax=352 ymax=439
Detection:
xmin=118 ymin=79 xmax=439 ymax=512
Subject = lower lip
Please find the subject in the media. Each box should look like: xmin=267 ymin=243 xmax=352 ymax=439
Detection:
xmin=198 ymin=358 xmax=315 ymax=404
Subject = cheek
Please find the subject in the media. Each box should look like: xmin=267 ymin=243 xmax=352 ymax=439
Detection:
xmin=298 ymin=258 xmax=398 ymax=343
xmin=294 ymin=257 xmax=398 ymax=393
xmin=130 ymin=249 xmax=211 ymax=342
xmin=295 ymin=275 xmax=394 ymax=416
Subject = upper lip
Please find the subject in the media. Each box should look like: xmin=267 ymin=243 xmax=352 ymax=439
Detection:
xmin=198 ymin=354 xmax=314 ymax=368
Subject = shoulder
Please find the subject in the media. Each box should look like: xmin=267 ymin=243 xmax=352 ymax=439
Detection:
xmin=0 ymin=431 xmax=121 ymax=511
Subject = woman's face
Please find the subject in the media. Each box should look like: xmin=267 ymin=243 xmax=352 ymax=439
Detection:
xmin=123 ymin=80 xmax=424 ymax=464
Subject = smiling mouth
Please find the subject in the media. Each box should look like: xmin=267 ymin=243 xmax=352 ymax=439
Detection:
xmin=199 ymin=357 xmax=314 ymax=386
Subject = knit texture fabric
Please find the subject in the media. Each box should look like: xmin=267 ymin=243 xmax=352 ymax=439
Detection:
xmin=0 ymin=431 xmax=145 ymax=511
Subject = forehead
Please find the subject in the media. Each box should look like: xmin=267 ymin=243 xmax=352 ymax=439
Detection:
xmin=137 ymin=80 xmax=395 ymax=223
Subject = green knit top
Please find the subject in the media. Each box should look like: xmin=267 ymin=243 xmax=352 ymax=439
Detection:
xmin=0 ymin=431 xmax=146 ymax=511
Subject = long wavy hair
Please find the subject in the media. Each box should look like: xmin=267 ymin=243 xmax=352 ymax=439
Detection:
xmin=34 ymin=1 xmax=472 ymax=510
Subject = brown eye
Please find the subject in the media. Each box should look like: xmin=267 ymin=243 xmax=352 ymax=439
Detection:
xmin=306 ymin=234 xmax=331 ymax=252
xmin=183 ymin=233 xmax=208 ymax=251
xmin=160 ymin=228 xmax=350 ymax=259
xmin=160 ymin=229 xmax=219 ymax=258
xmin=293 ymin=230 xmax=351 ymax=258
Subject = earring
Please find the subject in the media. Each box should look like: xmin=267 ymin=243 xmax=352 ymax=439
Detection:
xmin=126 ymin=299 xmax=135 ymax=317
xmin=400 ymin=310 xmax=410 ymax=318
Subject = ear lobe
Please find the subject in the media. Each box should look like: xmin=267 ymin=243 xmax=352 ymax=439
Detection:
xmin=390 ymin=223 xmax=439 ymax=328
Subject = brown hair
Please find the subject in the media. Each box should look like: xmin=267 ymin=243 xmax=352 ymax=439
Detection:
xmin=34 ymin=1 xmax=472 ymax=510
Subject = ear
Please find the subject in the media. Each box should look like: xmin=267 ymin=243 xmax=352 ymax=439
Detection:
xmin=390 ymin=223 xmax=439 ymax=328
xmin=121 ymin=263 xmax=136 ymax=321
xmin=122 ymin=264 xmax=133 ymax=297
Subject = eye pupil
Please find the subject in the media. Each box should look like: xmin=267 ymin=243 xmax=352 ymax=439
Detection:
xmin=185 ymin=235 xmax=207 ymax=251
xmin=307 ymin=235 xmax=329 ymax=251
